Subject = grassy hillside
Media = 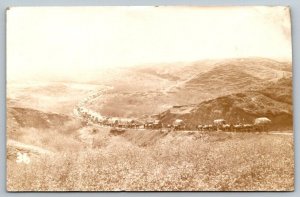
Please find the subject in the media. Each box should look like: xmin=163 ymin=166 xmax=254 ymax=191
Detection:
xmin=6 ymin=106 xmax=294 ymax=191
xmin=173 ymin=58 xmax=291 ymax=103
xmin=160 ymin=76 xmax=293 ymax=130
xmin=7 ymin=127 xmax=294 ymax=191
xmin=7 ymin=106 xmax=84 ymax=151
xmin=7 ymin=107 xmax=70 ymax=129
xmin=88 ymin=58 xmax=291 ymax=118
xmin=258 ymin=77 xmax=293 ymax=105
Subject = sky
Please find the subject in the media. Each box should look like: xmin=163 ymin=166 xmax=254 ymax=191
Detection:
xmin=7 ymin=6 xmax=292 ymax=81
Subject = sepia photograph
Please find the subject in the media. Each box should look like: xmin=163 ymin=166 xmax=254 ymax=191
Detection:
xmin=6 ymin=6 xmax=293 ymax=191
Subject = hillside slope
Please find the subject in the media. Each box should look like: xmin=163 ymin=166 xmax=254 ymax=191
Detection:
xmin=172 ymin=58 xmax=291 ymax=103
xmin=7 ymin=107 xmax=72 ymax=139
xmin=159 ymin=77 xmax=293 ymax=130
xmin=88 ymin=58 xmax=291 ymax=118
xmin=7 ymin=107 xmax=71 ymax=129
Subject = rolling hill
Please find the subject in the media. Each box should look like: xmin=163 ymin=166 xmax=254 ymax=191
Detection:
xmin=88 ymin=58 xmax=292 ymax=118
xmin=159 ymin=76 xmax=293 ymax=130
xmin=6 ymin=106 xmax=73 ymax=140
xmin=7 ymin=107 xmax=71 ymax=129
xmin=171 ymin=58 xmax=291 ymax=103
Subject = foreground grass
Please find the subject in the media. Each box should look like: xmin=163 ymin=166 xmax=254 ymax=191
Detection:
xmin=7 ymin=130 xmax=294 ymax=191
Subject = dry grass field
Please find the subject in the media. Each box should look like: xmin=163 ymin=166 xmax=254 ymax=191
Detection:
xmin=7 ymin=126 xmax=294 ymax=191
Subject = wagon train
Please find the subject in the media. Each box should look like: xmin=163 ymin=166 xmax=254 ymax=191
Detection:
xmin=75 ymin=106 xmax=272 ymax=132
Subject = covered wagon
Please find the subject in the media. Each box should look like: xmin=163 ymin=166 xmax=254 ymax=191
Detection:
xmin=254 ymin=117 xmax=271 ymax=131
xmin=173 ymin=119 xmax=185 ymax=131
xmin=213 ymin=119 xmax=226 ymax=131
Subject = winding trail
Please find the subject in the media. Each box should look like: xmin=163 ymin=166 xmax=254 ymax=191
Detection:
xmin=73 ymin=86 xmax=114 ymax=122
xmin=72 ymin=85 xmax=293 ymax=136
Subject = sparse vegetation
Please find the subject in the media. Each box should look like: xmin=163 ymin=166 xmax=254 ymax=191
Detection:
xmin=7 ymin=128 xmax=294 ymax=191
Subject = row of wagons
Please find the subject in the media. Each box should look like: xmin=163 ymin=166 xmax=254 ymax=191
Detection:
xmin=76 ymin=106 xmax=272 ymax=132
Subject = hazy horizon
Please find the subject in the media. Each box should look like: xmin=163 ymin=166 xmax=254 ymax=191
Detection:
xmin=6 ymin=56 xmax=292 ymax=84
xmin=7 ymin=6 xmax=292 ymax=82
